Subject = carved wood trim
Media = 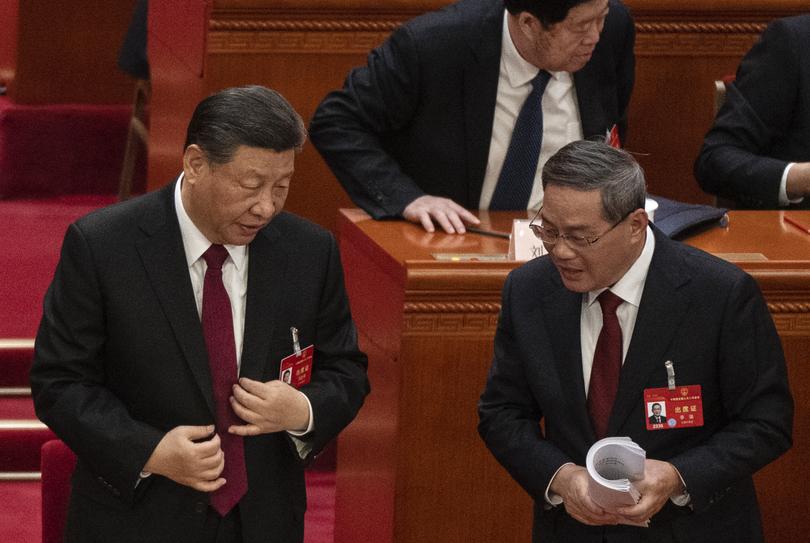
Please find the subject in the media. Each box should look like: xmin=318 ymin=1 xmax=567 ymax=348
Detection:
xmin=399 ymin=301 xmax=809 ymax=335
xmin=209 ymin=19 xmax=403 ymax=32
xmin=404 ymin=302 xmax=501 ymax=314
xmin=635 ymin=22 xmax=767 ymax=34
xmin=207 ymin=30 xmax=390 ymax=54
xmin=768 ymin=302 xmax=810 ymax=314
xmin=403 ymin=313 xmax=499 ymax=334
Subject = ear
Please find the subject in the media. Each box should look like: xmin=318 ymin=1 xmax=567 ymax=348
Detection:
xmin=182 ymin=145 xmax=207 ymax=185
xmin=517 ymin=12 xmax=539 ymax=40
xmin=628 ymin=208 xmax=649 ymax=241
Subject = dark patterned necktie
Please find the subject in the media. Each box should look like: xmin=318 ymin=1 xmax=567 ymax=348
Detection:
xmin=202 ymin=244 xmax=248 ymax=515
xmin=587 ymin=290 xmax=624 ymax=439
xmin=490 ymin=70 xmax=551 ymax=210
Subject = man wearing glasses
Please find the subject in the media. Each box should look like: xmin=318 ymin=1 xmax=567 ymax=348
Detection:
xmin=479 ymin=140 xmax=793 ymax=542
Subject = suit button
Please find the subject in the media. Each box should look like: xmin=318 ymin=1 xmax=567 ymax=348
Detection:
xmin=195 ymin=501 xmax=207 ymax=514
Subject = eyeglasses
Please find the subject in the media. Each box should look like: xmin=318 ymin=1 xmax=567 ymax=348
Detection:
xmin=528 ymin=208 xmax=631 ymax=250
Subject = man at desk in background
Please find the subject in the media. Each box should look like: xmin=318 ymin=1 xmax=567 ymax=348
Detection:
xmin=31 ymin=86 xmax=370 ymax=543
xmin=310 ymin=0 xmax=635 ymax=234
xmin=479 ymin=140 xmax=793 ymax=542
xmin=694 ymin=14 xmax=810 ymax=209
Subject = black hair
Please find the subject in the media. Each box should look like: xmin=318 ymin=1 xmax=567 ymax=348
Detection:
xmin=184 ymin=85 xmax=306 ymax=164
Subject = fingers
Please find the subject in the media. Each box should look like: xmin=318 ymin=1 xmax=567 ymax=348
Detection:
xmin=230 ymin=394 xmax=263 ymax=424
xmin=190 ymin=476 xmax=227 ymax=493
xmin=177 ymin=424 xmax=215 ymax=441
xmin=402 ymin=196 xmax=479 ymax=234
xmin=418 ymin=212 xmax=436 ymax=233
xmin=229 ymin=423 xmax=271 ymax=436
xmin=236 ymin=377 xmax=268 ymax=399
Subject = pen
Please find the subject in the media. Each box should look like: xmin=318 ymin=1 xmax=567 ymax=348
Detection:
xmin=783 ymin=214 xmax=810 ymax=235
xmin=465 ymin=226 xmax=511 ymax=239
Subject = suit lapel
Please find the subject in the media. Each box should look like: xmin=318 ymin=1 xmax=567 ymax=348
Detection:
xmin=573 ymin=66 xmax=607 ymax=139
xmin=136 ymin=184 xmax=215 ymax=416
xmin=607 ymin=230 xmax=692 ymax=435
xmin=239 ymin=223 xmax=287 ymax=381
xmin=462 ymin=3 xmax=502 ymax=206
xmin=541 ymin=274 xmax=593 ymax=436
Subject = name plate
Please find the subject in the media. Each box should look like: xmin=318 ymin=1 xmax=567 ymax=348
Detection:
xmin=508 ymin=220 xmax=546 ymax=261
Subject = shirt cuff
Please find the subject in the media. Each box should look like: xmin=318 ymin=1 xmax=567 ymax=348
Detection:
xmin=780 ymin=163 xmax=805 ymax=206
xmin=669 ymin=465 xmax=691 ymax=507
xmin=287 ymin=391 xmax=314 ymax=437
xmin=545 ymin=462 xmax=575 ymax=506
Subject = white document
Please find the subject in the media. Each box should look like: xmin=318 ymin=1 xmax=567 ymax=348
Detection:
xmin=586 ymin=437 xmax=648 ymax=526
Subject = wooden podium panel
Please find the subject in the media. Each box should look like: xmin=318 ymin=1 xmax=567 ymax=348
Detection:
xmin=335 ymin=208 xmax=810 ymax=543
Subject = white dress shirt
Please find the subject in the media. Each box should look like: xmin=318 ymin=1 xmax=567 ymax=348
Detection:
xmin=580 ymin=227 xmax=655 ymax=393
xmin=780 ymin=163 xmax=805 ymax=206
xmin=479 ymin=11 xmax=584 ymax=210
xmin=173 ymin=176 xmax=314 ymax=438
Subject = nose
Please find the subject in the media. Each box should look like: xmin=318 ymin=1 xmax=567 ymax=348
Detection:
xmin=251 ymin=185 xmax=276 ymax=219
xmin=548 ymin=238 xmax=577 ymax=259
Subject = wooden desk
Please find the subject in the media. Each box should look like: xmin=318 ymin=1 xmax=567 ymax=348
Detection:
xmin=335 ymin=208 xmax=809 ymax=543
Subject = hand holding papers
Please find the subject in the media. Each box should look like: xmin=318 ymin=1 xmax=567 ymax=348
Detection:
xmin=586 ymin=437 xmax=649 ymax=527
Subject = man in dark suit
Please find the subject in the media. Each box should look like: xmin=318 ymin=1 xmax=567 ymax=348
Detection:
xmin=648 ymin=403 xmax=664 ymax=425
xmin=310 ymin=0 xmax=634 ymax=233
xmin=30 ymin=86 xmax=370 ymax=543
xmin=479 ymin=140 xmax=793 ymax=542
xmin=694 ymin=14 xmax=810 ymax=209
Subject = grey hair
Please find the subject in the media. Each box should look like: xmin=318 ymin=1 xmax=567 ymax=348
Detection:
xmin=541 ymin=139 xmax=646 ymax=222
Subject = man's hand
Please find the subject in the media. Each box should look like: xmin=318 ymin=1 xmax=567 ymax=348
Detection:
xmin=143 ymin=425 xmax=225 ymax=492
xmin=615 ymin=459 xmax=684 ymax=525
xmin=229 ymin=377 xmax=310 ymax=436
xmin=786 ymin=162 xmax=810 ymax=200
xmin=402 ymin=195 xmax=480 ymax=234
xmin=550 ymin=464 xmax=622 ymax=526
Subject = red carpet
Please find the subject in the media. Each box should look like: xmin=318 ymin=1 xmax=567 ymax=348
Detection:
xmin=0 ymin=481 xmax=40 ymax=543
xmin=0 ymin=196 xmax=116 ymax=340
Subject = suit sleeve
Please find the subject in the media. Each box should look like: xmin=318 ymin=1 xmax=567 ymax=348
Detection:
xmin=309 ymin=25 xmax=427 ymax=219
xmin=295 ymin=234 xmax=370 ymax=459
xmin=694 ymin=19 xmax=799 ymax=208
xmin=30 ymin=223 xmax=164 ymax=502
xmin=478 ymin=275 xmax=573 ymax=501
xmin=614 ymin=4 xmax=635 ymax=143
xmin=668 ymin=272 xmax=793 ymax=512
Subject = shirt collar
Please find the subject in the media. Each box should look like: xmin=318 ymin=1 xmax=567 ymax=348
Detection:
xmin=501 ymin=10 xmax=570 ymax=89
xmin=585 ymin=225 xmax=655 ymax=309
xmin=174 ymin=173 xmax=247 ymax=270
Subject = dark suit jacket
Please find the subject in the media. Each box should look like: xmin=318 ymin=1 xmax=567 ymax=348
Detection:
xmin=309 ymin=0 xmax=635 ymax=218
xmin=694 ymin=14 xmax=810 ymax=209
xmin=30 ymin=183 xmax=370 ymax=543
xmin=478 ymin=227 xmax=793 ymax=543
xmin=648 ymin=414 xmax=665 ymax=424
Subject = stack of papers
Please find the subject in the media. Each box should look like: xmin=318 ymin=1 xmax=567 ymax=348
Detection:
xmin=586 ymin=437 xmax=645 ymax=510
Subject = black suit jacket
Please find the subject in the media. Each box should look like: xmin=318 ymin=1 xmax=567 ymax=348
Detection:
xmin=30 ymin=183 xmax=370 ymax=543
xmin=694 ymin=14 xmax=810 ymax=209
xmin=309 ymin=0 xmax=635 ymax=218
xmin=478 ymin=227 xmax=793 ymax=542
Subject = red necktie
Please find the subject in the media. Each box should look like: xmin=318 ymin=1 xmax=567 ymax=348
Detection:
xmin=202 ymin=244 xmax=248 ymax=516
xmin=587 ymin=290 xmax=624 ymax=439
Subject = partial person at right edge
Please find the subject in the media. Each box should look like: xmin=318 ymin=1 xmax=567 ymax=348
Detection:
xmin=694 ymin=14 xmax=810 ymax=209
xmin=310 ymin=0 xmax=635 ymax=233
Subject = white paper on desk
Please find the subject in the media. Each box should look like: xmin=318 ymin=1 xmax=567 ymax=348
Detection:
xmin=586 ymin=437 xmax=645 ymax=512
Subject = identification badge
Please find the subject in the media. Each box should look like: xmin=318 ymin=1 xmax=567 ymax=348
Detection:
xmin=279 ymin=345 xmax=313 ymax=388
xmin=644 ymin=385 xmax=704 ymax=431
